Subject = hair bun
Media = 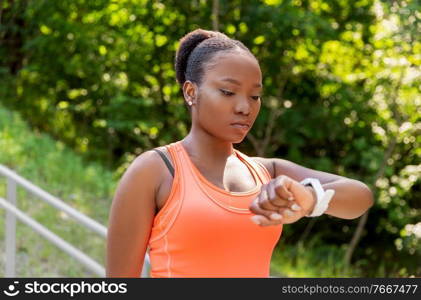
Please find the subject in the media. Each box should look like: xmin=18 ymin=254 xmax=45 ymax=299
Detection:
xmin=175 ymin=29 xmax=226 ymax=85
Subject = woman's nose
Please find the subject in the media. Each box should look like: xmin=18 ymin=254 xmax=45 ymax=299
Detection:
xmin=234 ymin=97 xmax=251 ymax=115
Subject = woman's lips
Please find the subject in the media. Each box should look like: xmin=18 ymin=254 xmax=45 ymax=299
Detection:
xmin=231 ymin=123 xmax=250 ymax=131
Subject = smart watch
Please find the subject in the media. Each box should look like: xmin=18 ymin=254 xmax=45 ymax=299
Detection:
xmin=299 ymin=178 xmax=335 ymax=217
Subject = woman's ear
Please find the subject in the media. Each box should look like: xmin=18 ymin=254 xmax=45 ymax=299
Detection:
xmin=183 ymin=80 xmax=197 ymax=104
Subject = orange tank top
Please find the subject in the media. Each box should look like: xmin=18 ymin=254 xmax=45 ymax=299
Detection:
xmin=147 ymin=141 xmax=283 ymax=277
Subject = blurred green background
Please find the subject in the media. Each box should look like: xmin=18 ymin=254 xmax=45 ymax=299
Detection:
xmin=0 ymin=0 xmax=419 ymax=277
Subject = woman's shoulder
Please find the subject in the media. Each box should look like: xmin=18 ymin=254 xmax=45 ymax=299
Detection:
xmin=139 ymin=144 xmax=173 ymax=168
xmin=124 ymin=146 xmax=173 ymax=191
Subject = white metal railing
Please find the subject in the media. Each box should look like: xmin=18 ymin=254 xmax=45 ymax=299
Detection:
xmin=0 ymin=164 xmax=150 ymax=277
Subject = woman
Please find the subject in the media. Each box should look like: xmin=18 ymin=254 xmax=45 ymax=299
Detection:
xmin=106 ymin=29 xmax=374 ymax=278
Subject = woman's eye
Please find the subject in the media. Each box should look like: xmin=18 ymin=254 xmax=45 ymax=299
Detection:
xmin=220 ymin=89 xmax=234 ymax=96
xmin=220 ymin=89 xmax=261 ymax=101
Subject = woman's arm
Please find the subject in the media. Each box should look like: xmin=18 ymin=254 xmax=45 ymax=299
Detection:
xmin=106 ymin=151 xmax=160 ymax=277
xmin=253 ymin=157 xmax=374 ymax=221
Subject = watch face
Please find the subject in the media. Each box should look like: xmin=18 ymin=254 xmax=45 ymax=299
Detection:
xmin=300 ymin=178 xmax=319 ymax=186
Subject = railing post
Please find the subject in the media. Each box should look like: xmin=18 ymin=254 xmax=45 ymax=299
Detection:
xmin=141 ymin=252 xmax=151 ymax=277
xmin=5 ymin=178 xmax=17 ymax=277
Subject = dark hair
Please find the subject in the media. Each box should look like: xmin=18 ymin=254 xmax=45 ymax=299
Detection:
xmin=174 ymin=28 xmax=255 ymax=91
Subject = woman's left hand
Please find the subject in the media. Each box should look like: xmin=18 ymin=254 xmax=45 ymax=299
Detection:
xmin=249 ymin=175 xmax=317 ymax=226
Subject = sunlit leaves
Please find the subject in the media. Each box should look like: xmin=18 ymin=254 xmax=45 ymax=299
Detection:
xmin=40 ymin=25 xmax=52 ymax=35
xmin=253 ymin=35 xmax=265 ymax=45
xmin=155 ymin=34 xmax=168 ymax=47
xmin=264 ymin=0 xmax=283 ymax=6
xmin=98 ymin=45 xmax=107 ymax=55
xmin=226 ymin=24 xmax=236 ymax=35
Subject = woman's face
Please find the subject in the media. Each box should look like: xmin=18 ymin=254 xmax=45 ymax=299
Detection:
xmin=185 ymin=51 xmax=263 ymax=144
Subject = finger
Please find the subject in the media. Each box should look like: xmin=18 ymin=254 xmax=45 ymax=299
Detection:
xmin=266 ymin=180 xmax=278 ymax=205
xmin=283 ymin=208 xmax=296 ymax=218
xmin=290 ymin=202 xmax=302 ymax=212
xmin=278 ymin=205 xmax=301 ymax=219
xmin=267 ymin=179 xmax=290 ymax=208
xmin=250 ymin=197 xmax=283 ymax=220
xmin=273 ymin=176 xmax=295 ymax=205
xmin=277 ymin=207 xmax=296 ymax=216
xmin=275 ymin=176 xmax=294 ymax=199
xmin=259 ymin=184 xmax=283 ymax=211
xmin=249 ymin=197 xmax=283 ymax=222
xmin=250 ymin=215 xmax=283 ymax=227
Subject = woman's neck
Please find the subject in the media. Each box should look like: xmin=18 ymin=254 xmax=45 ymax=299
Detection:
xmin=181 ymin=130 xmax=235 ymax=167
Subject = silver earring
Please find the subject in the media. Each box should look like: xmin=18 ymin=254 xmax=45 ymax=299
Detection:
xmin=188 ymin=101 xmax=192 ymax=106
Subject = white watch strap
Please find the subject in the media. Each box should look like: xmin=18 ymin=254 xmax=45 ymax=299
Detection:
xmin=299 ymin=178 xmax=335 ymax=217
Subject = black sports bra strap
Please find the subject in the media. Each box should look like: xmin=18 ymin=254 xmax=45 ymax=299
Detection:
xmin=153 ymin=148 xmax=175 ymax=178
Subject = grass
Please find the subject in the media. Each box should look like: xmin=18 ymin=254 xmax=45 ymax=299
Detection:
xmin=0 ymin=104 xmax=116 ymax=277
xmin=269 ymin=233 xmax=420 ymax=278
xmin=269 ymin=236 xmax=365 ymax=278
